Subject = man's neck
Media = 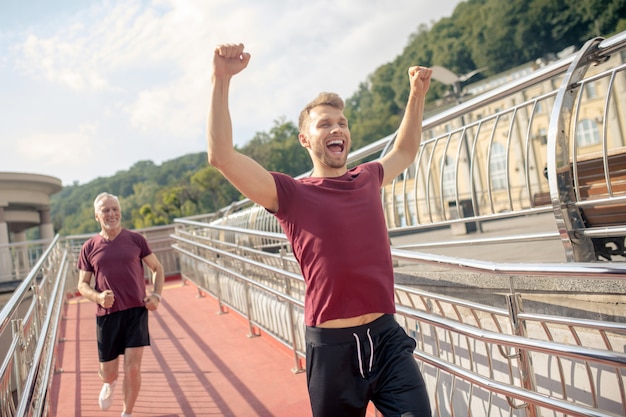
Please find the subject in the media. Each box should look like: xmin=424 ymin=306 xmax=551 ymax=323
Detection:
xmin=311 ymin=165 xmax=348 ymax=178
xmin=100 ymin=227 xmax=122 ymax=240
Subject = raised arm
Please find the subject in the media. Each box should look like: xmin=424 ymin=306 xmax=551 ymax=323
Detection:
xmin=380 ymin=66 xmax=432 ymax=186
xmin=207 ymin=43 xmax=279 ymax=212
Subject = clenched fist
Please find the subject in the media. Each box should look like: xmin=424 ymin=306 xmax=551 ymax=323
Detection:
xmin=213 ymin=43 xmax=251 ymax=79
xmin=99 ymin=290 xmax=115 ymax=309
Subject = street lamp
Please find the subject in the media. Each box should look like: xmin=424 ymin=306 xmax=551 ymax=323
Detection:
xmin=431 ymin=65 xmax=487 ymax=104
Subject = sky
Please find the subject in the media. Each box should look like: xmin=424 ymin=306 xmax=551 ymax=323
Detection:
xmin=0 ymin=0 xmax=461 ymax=186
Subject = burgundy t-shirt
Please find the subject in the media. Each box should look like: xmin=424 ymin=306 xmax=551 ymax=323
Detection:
xmin=271 ymin=162 xmax=396 ymax=326
xmin=77 ymin=229 xmax=152 ymax=316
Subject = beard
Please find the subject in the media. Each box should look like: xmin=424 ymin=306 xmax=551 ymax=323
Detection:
xmin=311 ymin=146 xmax=349 ymax=170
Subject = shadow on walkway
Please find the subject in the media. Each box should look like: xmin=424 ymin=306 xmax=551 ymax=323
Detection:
xmin=50 ymin=279 xmax=311 ymax=417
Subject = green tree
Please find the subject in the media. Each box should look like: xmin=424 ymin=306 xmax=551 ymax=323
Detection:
xmin=241 ymin=118 xmax=310 ymax=176
xmin=190 ymin=166 xmax=242 ymax=213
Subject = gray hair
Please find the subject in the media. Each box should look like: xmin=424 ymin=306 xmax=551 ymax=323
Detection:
xmin=93 ymin=192 xmax=120 ymax=213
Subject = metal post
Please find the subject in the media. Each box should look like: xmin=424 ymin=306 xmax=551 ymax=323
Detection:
xmin=546 ymin=37 xmax=605 ymax=261
xmin=506 ymin=293 xmax=541 ymax=417
xmin=11 ymin=319 xmax=25 ymax=398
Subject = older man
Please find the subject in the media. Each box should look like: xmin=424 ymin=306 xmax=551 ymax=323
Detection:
xmin=77 ymin=192 xmax=164 ymax=417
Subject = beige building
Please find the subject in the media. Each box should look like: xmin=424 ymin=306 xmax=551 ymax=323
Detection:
xmin=383 ymin=50 xmax=626 ymax=229
xmin=0 ymin=172 xmax=62 ymax=282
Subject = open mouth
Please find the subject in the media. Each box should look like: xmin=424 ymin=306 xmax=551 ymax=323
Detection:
xmin=326 ymin=139 xmax=344 ymax=153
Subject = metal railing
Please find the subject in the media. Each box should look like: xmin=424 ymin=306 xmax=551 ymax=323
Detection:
xmin=172 ymin=218 xmax=626 ymax=417
xmin=0 ymin=235 xmax=69 ymax=417
xmin=0 ymin=238 xmax=56 ymax=284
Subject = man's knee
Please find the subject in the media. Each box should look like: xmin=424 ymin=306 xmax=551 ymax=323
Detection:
xmin=124 ymin=361 xmax=142 ymax=380
xmin=99 ymin=360 xmax=119 ymax=383
xmin=124 ymin=347 xmax=144 ymax=380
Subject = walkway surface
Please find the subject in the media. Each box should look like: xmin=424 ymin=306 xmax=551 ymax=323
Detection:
xmin=47 ymin=213 xmax=622 ymax=416
xmin=50 ymin=279 xmax=315 ymax=417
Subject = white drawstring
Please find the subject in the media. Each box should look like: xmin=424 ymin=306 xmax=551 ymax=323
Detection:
xmin=353 ymin=328 xmax=375 ymax=379
xmin=353 ymin=333 xmax=365 ymax=378
xmin=366 ymin=328 xmax=374 ymax=373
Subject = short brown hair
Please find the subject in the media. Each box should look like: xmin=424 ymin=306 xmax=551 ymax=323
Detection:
xmin=298 ymin=92 xmax=345 ymax=131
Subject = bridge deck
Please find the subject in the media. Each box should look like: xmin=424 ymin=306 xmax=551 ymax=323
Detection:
xmin=50 ymin=278 xmax=313 ymax=417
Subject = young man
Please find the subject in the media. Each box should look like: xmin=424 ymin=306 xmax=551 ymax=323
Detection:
xmin=77 ymin=192 xmax=164 ymax=417
xmin=208 ymin=43 xmax=432 ymax=416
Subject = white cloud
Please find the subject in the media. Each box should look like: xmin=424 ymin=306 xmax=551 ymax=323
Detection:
xmin=0 ymin=0 xmax=461 ymax=185
xmin=9 ymin=125 xmax=99 ymax=178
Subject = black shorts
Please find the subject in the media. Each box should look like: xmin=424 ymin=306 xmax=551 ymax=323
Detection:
xmin=305 ymin=314 xmax=431 ymax=417
xmin=96 ymin=306 xmax=150 ymax=362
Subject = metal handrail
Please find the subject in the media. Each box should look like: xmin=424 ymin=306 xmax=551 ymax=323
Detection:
xmin=14 ymin=250 xmax=68 ymax=416
xmin=0 ymin=235 xmax=70 ymax=417
xmin=391 ymin=247 xmax=626 ymax=278
xmin=172 ymin=219 xmax=626 ymax=417
xmin=0 ymin=235 xmax=60 ymax=335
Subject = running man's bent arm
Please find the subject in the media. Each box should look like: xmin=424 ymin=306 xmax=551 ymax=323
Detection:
xmin=77 ymin=270 xmax=97 ymax=302
xmin=380 ymin=66 xmax=432 ymax=186
xmin=207 ymin=43 xmax=278 ymax=212
xmin=142 ymin=253 xmax=164 ymax=297
xmin=77 ymin=270 xmax=113 ymax=308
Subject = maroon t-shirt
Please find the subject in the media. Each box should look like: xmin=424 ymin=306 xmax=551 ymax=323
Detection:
xmin=271 ymin=162 xmax=396 ymax=326
xmin=77 ymin=229 xmax=152 ymax=316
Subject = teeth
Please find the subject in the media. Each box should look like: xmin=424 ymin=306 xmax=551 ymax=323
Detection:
xmin=328 ymin=139 xmax=343 ymax=145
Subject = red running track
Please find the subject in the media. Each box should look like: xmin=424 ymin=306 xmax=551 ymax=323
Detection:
xmin=50 ymin=278 xmax=315 ymax=417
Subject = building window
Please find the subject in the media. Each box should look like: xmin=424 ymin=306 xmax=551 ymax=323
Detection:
xmin=533 ymin=127 xmax=548 ymax=145
xmin=585 ymin=81 xmax=598 ymax=99
xmin=575 ymin=119 xmax=600 ymax=147
xmin=394 ymin=198 xmax=406 ymax=227
xmin=395 ymin=192 xmax=417 ymax=227
xmin=443 ymin=156 xmax=456 ymax=199
xmin=490 ymin=143 xmax=507 ymax=190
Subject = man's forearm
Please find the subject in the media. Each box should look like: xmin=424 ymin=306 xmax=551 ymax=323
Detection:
xmin=77 ymin=282 xmax=99 ymax=304
xmin=152 ymin=268 xmax=164 ymax=296
xmin=394 ymin=93 xmax=426 ymax=159
xmin=207 ymin=77 xmax=235 ymax=168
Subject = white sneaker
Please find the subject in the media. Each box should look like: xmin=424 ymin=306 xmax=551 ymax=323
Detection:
xmin=98 ymin=380 xmax=117 ymax=410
